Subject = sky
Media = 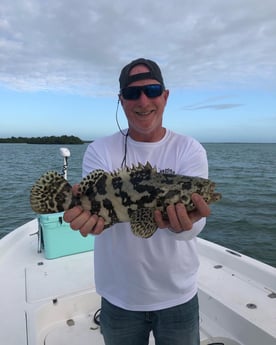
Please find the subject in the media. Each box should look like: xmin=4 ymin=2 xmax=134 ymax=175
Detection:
xmin=0 ymin=0 xmax=276 ymax=143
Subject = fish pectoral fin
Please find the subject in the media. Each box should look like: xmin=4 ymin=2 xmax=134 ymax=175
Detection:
xmin=130 ymin=208 xmax=158 ymax=238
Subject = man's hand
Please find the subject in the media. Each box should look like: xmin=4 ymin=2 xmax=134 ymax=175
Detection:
xmin=63 ymin=184 xmax=105 ymax=237
xmin=154 ymin=193 xmax=211 ymax=232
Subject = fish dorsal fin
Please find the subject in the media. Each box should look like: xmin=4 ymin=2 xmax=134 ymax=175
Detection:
xmin=129 ymin=208 xmax=158 ymax=238
xmin=111 ymin=161 xmax=156 ymax=176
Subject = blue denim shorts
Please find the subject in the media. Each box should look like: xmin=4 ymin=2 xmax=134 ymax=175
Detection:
xmin=100 ymin=294 xmax=200 ymax=345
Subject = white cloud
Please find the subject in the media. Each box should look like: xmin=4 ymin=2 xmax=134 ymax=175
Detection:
xmin=184 ymin=103 xmax=243 ymax=111
xmin=0 ymin=0 xmax=276 ymax=94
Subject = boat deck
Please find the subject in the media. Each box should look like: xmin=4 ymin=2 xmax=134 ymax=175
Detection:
xmin=0 ymin=219 xmax=275 ymax=345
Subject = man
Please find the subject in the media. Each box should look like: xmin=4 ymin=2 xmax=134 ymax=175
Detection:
xmin=64 ymin=58 xmax=210 ymax=345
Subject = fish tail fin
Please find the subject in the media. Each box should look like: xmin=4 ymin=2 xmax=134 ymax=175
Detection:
xmin=30 ymin=171 xmax=73 ymax=214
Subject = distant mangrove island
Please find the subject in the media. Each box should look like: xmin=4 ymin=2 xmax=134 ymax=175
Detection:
xmin=0 ymin=135 xmax=86 ymax=144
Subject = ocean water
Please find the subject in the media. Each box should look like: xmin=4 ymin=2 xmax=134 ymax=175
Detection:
xmin=0 ymin=142 xmax=275 ymax=267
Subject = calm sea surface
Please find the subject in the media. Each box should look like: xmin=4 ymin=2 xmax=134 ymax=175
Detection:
xmin=0 ymin=143 xmax=275 ymax=267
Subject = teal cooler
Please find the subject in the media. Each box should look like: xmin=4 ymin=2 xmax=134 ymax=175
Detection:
xmin=39 ymin=212 xmax=94 ymax=259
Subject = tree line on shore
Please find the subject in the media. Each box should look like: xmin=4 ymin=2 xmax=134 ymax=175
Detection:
xmin=0 ymin=135 xmax=85 ymax=144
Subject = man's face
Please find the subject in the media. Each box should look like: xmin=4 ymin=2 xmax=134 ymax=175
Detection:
xmin=120 ymin=64 xmax=169 ymax=141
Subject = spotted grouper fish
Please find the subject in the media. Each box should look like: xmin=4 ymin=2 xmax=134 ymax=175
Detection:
xmin=30 ymin=162 xmax=221 ymax=238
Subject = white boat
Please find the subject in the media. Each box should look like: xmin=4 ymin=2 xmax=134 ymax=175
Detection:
xmin=0 ymin=149 xmax=275 ymax=345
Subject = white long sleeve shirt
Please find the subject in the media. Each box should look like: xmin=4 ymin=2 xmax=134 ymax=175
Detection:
xmin=83 ymin=129 xmax=208 ymax=311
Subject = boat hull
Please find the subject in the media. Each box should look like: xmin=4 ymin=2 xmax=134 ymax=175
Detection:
xmin=0 ymin=219 xmax=275 ymax=345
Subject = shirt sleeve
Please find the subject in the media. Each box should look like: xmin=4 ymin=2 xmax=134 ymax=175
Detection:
xmin=82 ymin=139 xmax=111 ymax=177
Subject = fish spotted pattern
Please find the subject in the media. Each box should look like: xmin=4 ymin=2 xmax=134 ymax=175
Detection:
xmin=30 ymin=162 xmax=221 ymax=238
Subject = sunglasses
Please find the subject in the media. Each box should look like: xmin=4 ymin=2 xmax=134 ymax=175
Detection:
xmin=121 ymin=84 xmax=164 ymax=100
